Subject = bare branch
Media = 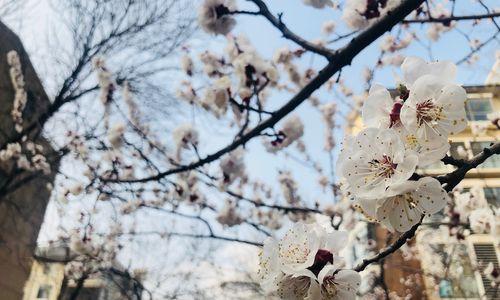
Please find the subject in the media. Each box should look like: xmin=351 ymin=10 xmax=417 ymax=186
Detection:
xmin=106 ymin=0 xmax=427 ymax=184
xmin=402 ymin=12 xmax=500 ymax=23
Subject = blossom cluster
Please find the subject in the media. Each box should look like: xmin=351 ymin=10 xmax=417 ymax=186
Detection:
xmin=338 ymin=56 xmax=469 ymax=232
xmin=259 ymin=222 xmax=361 ymax=299
xmin=7 ymin=50 xmax=27 ymax=133
xmin=343 ymin=0 xmax=401 ymax=30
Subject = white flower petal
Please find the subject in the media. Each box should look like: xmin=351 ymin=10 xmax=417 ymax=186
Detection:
xmin=362 ymin=84 xmax=393 ymax=128
xmin=411 ymin=177 xmax=448 ymax=215
xmin=278 ymin=223 xmax=320 ymax=274
xmin=401 ymin=56 xmax=456 ymax=86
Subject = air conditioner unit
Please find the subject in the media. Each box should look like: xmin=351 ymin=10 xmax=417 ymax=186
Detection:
xmin=467 ymin=234 xmax=500 ymax=300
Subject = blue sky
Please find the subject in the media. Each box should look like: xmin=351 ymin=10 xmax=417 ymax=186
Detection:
xmin=3 ymin=0 xmax=499 ymax=293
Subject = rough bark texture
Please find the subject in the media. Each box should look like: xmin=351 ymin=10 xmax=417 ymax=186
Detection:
xmin=0 ymin=20 xmax=56 ymax=300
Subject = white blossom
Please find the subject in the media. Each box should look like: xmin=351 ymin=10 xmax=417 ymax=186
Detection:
xmin=198 ymin=0 xmax=236 ymax=35
xmin=468 ymin=208 xmax=495 ymax=234
xmin=220 ymin=149 xmax=246 ymax=185
xmin=400 ymin=74 xmax=467 ymax=143
xmin=273 ymin=47 xmax=294 ymax=65
xmin=264 ymin=115 xmax=304 ymax=152
xmin=172 ymin=124 xmax=199 ymax=150
xmin=92 ymin=57 xmax=114 ymax=105
xmin=216 ymin=200 xmax=244 ymax=227
xmin=303 ymin=0 xmax=334 ymax=9
xmin=7 ymin=51 xmax=27 ymax=133
xmin=400 ymin=56 xmax=457 ymax=87
xmin=356 ymin=177 xmax=449 ymax=232
xmin=259 ymin=222 xmax=359 ymax=299
xmin=181 ymin=54 xmax=194 ymax=76
xmin=108 ymin=123 xmax=126 ymax=148
xmin=453 ymin=187 xmax=489 ymax=222
xmin=342 ymin=0 xmax=401 ymax=30
xmin=337 ymin=128 xmax=418 ymax=199
xmin=201 ymin=76 xmax=231 ymax=116
xmin=318 ymin=265 xmax=362 ymax=300
xmin=322 ymin=21 xmax=336 ymax=35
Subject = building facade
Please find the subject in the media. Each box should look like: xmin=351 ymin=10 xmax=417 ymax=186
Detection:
xmin=23 ymin=245 xmax=142 ymax=300
xmin=0 ymin=21 xmax=57 ymax=300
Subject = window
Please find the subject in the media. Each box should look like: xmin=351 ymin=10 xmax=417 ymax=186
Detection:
xmin=36 ymin=285 xmax=51 ymax=299
xmin=471 ymin=243 xmax=499 ymax=300
xmin=465 ymin=98 xmax=493 ymax=121
xmin=62 ymin=287 xmax=101 ymax=300
xmin=470 ymin=142 xmax=500 ymax=168
xmin=483 ymin=187 xmax=500 ymax=207
xmin=429 ymin=244 xmax=480 ymax=299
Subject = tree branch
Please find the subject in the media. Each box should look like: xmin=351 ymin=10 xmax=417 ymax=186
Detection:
xmin=438 ymin=142 xmax=500 ymax=192
xmin=106 ymin=0 xmax=427 ymax=184
xmin=354 ymin=217 xmax=422 ymax=272
xmin=402 ymin=12 xmax=500 ymax=23
xmin=246 ymin=0 xmax=334 ymax=59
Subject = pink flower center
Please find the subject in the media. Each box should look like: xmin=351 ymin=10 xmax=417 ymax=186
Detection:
xmin=416 ymin=99 xmax=444 ymax=126
xmin=308 ymin=249 xmax=333 ymax=277
xmin=214 ymin=5 xmax=230 ymax=19
xmin=369 ymin=154 xmax=397 ymax=178
xmin=389 ymin=102 xmax=403 ymax=128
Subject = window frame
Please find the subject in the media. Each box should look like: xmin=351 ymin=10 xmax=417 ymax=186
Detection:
xmin=416 ymin=231 xmax=486 ymax=300
xmin=466 ymin=235 xmax=500 ymax=300
xmin=465 ymin=96 xmax=494 ymax=122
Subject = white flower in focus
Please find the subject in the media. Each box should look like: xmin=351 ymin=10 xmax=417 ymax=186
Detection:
xmin=397 ymin=129 xmax=450 ymax=167
xmin=357 ymin=177 xmax=449 ymax=232
xmin=198 ymin=0 xmax=236 ymax=35
xmin=303 ymin=0 xmax=333 ymax=9
xmin=400 ymin=56 xmax=457 ymax=87
xmin=278 ymin=223 xmax=347 ymax=275
xmin=173 ymin=124 xmax=199 ymax=150
xmin=258 ymin=237 xmax=281 ymax=293
xmin=318 ymin=265 xmax=361 ymax=300
xmin=259 ymin=223 xmax=357 ymax=299
xmin=362 ymin=84 xmax=403 ymax=129
xmin=276 ymin=274 xmax=318 ymax=299
xmin=400 ymin=74 xmax=467 ymax=143
xmin=338 ymin=128 xmax=418 ymax=199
